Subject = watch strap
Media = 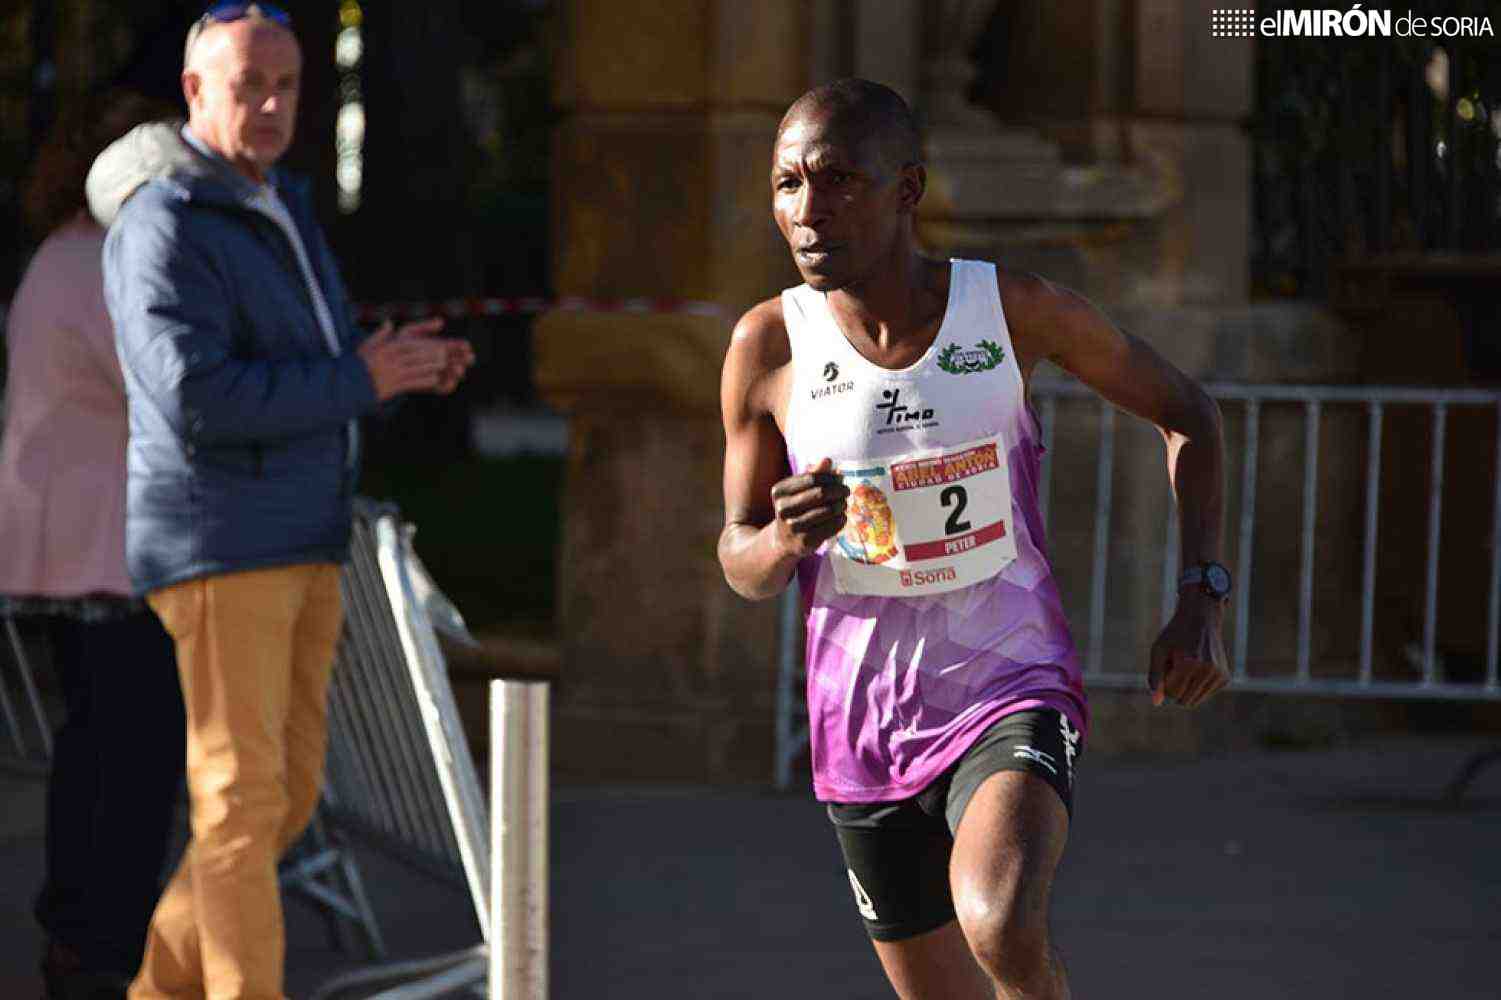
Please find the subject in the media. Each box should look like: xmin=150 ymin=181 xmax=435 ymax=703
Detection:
xmin=1178 ymin=566 xmax=1205 ymax=588
xmin=1178 ymin=561 xmax=1231 ymax=600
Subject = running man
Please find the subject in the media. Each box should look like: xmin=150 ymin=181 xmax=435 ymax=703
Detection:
xmin=718 ymin=79 xmax=1231 ymax=999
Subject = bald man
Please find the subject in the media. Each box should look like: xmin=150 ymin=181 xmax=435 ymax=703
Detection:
xmin=86 ymin=5 xmax=473 ymax=997
xmin=719 ymin=79 xmax=1231 ymax=999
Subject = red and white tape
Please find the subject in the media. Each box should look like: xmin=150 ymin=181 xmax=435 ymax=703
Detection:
xmin=0 ymin=296 xmax=730 ymax=327
xmin=355 ymin=296 xmax=728 ymax=323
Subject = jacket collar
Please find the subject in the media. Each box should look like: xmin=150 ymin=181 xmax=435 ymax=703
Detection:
xmin=85 ymin=120 xmax=295 ymax=226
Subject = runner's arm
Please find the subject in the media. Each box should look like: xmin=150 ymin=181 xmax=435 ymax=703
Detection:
xmin=1004 ymin=271 xmax=1230 ymax=706
xmin=718 ymin=300 xmax=849 ymax=601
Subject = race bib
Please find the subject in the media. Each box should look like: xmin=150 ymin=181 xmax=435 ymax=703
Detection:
xmin=829 ymin=433 xmax=1018 ymax=597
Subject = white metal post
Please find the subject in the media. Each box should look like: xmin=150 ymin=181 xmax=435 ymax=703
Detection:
xmin=490 ymin=680 xmax=549 ymax=1000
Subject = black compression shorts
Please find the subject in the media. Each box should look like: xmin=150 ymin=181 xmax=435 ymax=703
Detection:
xmin=825 ymin=708 xmax=1081 ymax=942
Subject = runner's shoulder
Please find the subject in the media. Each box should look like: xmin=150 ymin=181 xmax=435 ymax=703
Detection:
xmin=722 ymin=296 xmax=793 ymax=421
xmin=726 ymin=295 xmax=792 ymax=376
xmin=994 ymin=265 xmax=1070 ymax=315
xmin=994 ymin=264 xmax=1093 ymax=355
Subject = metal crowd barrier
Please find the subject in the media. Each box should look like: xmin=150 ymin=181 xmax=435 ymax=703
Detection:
xmin=1035 ymin=380 xmax=1501 ymax=699
xmin=312 ymin=500 xmax=552 ymax=1000
xmin=311 ymin=499 xmax=492 ymax=999
xmin=774 ymin=381 xmax=1501 ymax=791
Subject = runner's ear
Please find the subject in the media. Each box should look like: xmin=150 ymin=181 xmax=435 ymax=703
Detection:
xmin=897 ymin=163 xmax=925 ymax=214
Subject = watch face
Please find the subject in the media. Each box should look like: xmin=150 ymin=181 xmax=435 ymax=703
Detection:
xmin=1205 ymin=564 xmax=1232 ymax=596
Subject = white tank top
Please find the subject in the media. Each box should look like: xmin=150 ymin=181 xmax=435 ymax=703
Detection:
xmin=780 ymin=258 xmax=1085 ymax=803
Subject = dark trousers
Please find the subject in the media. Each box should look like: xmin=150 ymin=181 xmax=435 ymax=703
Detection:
xmin=32 ymin=610 xmax=185 ymax=978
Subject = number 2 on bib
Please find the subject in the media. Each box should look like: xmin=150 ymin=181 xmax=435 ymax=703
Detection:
xmin=941 ymin=485 xmax=971 ymax=535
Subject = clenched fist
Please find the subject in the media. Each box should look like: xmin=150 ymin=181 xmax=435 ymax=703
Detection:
xmin=771 ymin=457 xmax=850 ymax=559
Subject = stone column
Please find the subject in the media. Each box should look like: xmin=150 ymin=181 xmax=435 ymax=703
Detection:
xmin=536 ymin=1 xmax=809 ymax=783
xmin=1127 ymin=0 xmax=1253 ymax=307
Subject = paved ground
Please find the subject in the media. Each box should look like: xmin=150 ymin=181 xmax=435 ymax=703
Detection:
xmin=2 ymin=738 xmax=1498 ymax=999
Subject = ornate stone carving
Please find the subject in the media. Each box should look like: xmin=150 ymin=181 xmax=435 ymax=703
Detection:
xmin=917 ymin=1 xmax=1173 ymax=231
xmin=923 ymin=0 xmax=1002 ymax=128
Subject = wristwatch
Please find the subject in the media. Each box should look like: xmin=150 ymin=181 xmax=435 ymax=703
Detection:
xmin=1179 ymin=561 xmax=1233 ymax=602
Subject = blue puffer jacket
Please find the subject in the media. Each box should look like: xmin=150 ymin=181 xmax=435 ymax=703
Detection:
xmin=87 ymin=123 xmax=378 ymax=594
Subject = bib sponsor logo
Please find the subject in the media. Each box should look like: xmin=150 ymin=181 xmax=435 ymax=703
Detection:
xmin=837 ymin=482 xmax=899 ymax=565
xmin=937 ymin=339 xmax=1005 ymax=375
xmin=899 ymin=566 xmax=958 ymax=588
xmin=875 ymin=388 xmax=938 ymax=433
xmin=891 ymin=443 xmax=1001 ymax=491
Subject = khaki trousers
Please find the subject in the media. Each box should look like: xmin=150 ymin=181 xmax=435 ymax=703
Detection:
xmin=129 ymin=564 xmax=344 ymax=1000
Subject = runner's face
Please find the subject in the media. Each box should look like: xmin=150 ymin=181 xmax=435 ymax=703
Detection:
xmin=772 ymin=117 xmax=905 ymax=292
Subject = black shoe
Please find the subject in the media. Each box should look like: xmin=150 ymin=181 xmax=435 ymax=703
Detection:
xmin=40 ymin=941 xmax=130 ymax=1000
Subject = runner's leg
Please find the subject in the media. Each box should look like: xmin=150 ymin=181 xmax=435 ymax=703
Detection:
xmin=830 ymin=800 xmax=990 ymax=999
xmin=869 ymin=921 xmax=992 ymax=999
xmin=950 ymin=770 xmax=1071 ymax=1000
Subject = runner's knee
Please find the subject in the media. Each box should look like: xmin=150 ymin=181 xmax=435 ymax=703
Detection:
xmin=954 ymin=871 xmax=1052 ymax=987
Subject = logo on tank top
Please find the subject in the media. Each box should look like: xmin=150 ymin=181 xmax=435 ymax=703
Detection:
xmin=937 ymin=340 xmax=1006 ymax=375
xmin=811 ymin=360 xmax=856 ymax=401
xmin=874 ymin=388 xmax=938 ymax=433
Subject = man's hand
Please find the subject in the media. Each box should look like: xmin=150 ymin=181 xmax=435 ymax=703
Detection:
xmin=393 ymin=317 xmax=476 ymax=395
xmin=1147 ymin=593 xmax=1230 ymax=707
xmin=770 ymin=457 xmax=849 ymax=558
xmin=357 ymin=319 xmax=474 ymax=401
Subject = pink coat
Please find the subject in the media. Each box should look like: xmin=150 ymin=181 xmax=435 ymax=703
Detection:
xmin=0 ymin=215 xmax=133 ymax=597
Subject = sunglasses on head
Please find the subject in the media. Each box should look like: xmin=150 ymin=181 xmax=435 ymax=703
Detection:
xmin=185 ymin=3 xmax=293 ymax=61
xmin=200 ymin=2 xmax=292 ymax=27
